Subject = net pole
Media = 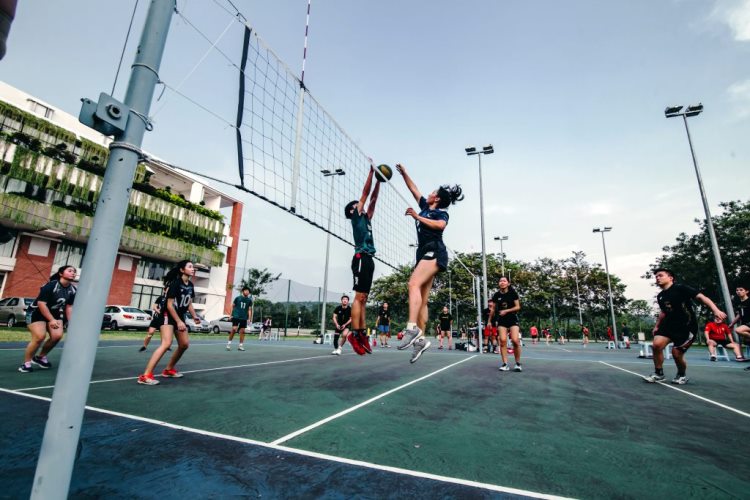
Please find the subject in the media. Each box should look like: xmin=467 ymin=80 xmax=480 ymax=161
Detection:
xmin=31 ymin=2 xmax=175 ymax=498
xmin=290 ymin=0 xmax=312 ymax=213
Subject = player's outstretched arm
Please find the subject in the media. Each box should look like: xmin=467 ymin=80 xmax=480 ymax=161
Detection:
xmin=396 ymin=164 xmax=422 ymax=204
xmin=356 ymin=166 xmax=375 ymax=214
xmin=696 ymin=293 xmax=726 ymax=321
xmin=367 ymin=177 xmax=380 ymax=219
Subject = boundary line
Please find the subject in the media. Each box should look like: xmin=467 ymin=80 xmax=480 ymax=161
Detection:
xmin=0 ymin=386 xmax=570 ymax=500
xmin=270 ymin=355 xmax=477 ymax=445
xmin=599 ymin=361 xmax=750 ymax=418
xmin=13 ymin=353 xmax=337 ymax=391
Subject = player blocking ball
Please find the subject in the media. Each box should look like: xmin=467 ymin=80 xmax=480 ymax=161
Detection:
xmin=374 ymin=164 xmax=392 ymax=182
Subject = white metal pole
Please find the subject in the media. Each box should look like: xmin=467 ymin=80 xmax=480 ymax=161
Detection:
xmin=319 ymin=177 xmax=335 ymax=336
xmin=478 ymin=154 xmax=488 ymax=308
xmin=600 ymin=231 xmax=619 ymax=345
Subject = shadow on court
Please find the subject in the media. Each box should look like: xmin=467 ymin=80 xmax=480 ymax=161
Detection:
xmin=1 ymin=340 xmax=748 ymax=498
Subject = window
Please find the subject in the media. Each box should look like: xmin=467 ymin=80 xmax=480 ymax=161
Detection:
xmin=52 ymin=243 xmax=85 ymax=270
xmin=0 ymin=298 xmax=9 ymax=306
xmin=8 ymin=298 xmax=18 ymax=306
xmin=27 ymin=100 xmax=54 ymax=119
xmin=135 ymin=258 xmax=170 ymax=281
xmin=0 ymin=229 xmax=17 ymax=258
xmin=130 ymin=284 xmax=164 ymax=311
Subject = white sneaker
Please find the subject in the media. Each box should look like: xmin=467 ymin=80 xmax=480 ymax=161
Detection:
xmin=331 ymin=348 xmax=341 ymax=355
xmin=671 ymin=375 xmax=689 ymax=385
xmin=498 ymin=363 xmax=510 ymax=372
xmin=513 ymin=364 xmax=523 ymax=372
xmin=226 ymin=344 xmax=231 ymax=351
xmin=238 ymin=345 xmax=245 ymax=351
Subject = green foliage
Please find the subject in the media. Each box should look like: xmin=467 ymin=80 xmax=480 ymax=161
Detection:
xmin=239 ymin=268 xmax=281 ymax=297
xmin=648 ymin=199 xmax=750 ymax=313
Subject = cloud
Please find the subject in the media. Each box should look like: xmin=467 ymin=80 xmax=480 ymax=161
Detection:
xmin=713 ymin=0 xmax=750 ymax=41
xmin=728 ymin=79 xmax=750 ymax=117
xmin=581 ymin=202 xmax=614 ymax=216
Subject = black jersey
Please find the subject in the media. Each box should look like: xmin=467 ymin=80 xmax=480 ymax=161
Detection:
xmin=736 ymin=298 xmax=750 ymax=325
xmin=153 ymin=295 xmax=166 ymax=315
xmin=333 ymin=305 xmax=351 ymax=328
xmin=165 ymin=279 xmax=195 ymax=318
xmin=657 ymin=283 xmax=699 ymax=334
xmin=416 ymin=196 xmax=449 ymax=247
xmin=439 ymin=312 xmax=452 ymax=331
xmin=491 ymin=288 xmax=519 ymax=315
xmin=30 ymin=280 xmax=76 ymax=320
xmin=377 ymin=307 xmax=390 ymax=326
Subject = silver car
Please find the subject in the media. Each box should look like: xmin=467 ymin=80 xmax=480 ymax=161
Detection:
xmin=185 ymin=313 xmax=210 ymax=333
xmin=0 ymin=297 xmax=34 ymax=327
xmin=208 ymin=315 xmax=233 ymax=334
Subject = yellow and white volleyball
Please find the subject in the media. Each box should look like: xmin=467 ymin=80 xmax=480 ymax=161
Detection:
xmin=375 ymin=164 xmax=393 ymax=182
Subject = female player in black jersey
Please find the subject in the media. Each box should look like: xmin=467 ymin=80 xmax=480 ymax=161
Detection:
xmin=489 ymin=276 xmax=523 ymax=372
xmin=18 ymin=265 xmax=77 ymax=373
xmin=395 ymin=164 xmax=463 ymax=363
xmin=138 ymin=260 xmax=201 ymax=385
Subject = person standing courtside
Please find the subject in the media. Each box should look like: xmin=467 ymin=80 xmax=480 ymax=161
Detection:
xmin=376 ymin=302 xmax=392 ymax=348
xmin=644 ymin=268 xmax=726 ymax=385
xmin=331 ymin=295 xmax=354 ymax=355
xmin=438 ymin=305 xmax=453 ymax=350
xmin=18 ymin=266 xmax=77 ymax=373
xmin=227 ymin=287 xmax=253 ymax=351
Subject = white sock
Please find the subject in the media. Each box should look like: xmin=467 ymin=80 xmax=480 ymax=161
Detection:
xmin=406 ymin=322 xmax=417 ymax=331
xmin=227 ymin=341 xmax=232 ymax=345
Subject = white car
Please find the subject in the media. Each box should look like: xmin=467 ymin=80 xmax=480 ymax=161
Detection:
xmin=208 ymin=315 xmax=233 ymax=334
xmin=104 ymin=305 xmax=152 ymax=331
xmin=185 ymin=313 xmax=210 ymax=333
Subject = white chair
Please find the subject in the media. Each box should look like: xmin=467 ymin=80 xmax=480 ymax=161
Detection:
xmin=323 ymin=332 xmax=333 ymax=345
xmin=712 ymin=345 xmax=730 ymax=361
xmin=606 ymin=341 xmax=616 ymax=349
xmin=639 ymin=342 xmax=654 ymax=358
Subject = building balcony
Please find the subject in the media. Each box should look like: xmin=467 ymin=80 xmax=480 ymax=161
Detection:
xmin=0 ymin=192 xmax=225 ymax=267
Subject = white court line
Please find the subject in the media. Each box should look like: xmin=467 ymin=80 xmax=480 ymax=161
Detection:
xmin=271 ymin=355 xmax=477 ymax=446
xmin=0 ymin=386 xmax=569 ymax=500
xmin=599 ymin=361 xmax=750 ymax=419
xmin=0 ymin=342 xmax=226 ymax=351
xmin=15 ymin=354 xmax=336 ymax=391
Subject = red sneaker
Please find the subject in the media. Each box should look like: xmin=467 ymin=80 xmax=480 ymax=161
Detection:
xmin=357 ymin=332 xmax=372 ymax=354
xmin=347 ymin=334 xmax=366 ymax=355
xmin=137 ymin=373 xmax=159 ymax=385
xmin=162 ymin=368 xmax=184 ymax=378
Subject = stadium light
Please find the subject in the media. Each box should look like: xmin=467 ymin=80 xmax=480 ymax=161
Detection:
xmin=664 ymin=102 xmax=735 ymax=332
xmin=466 ymin=144 xmax=494 ymax=308
xmin=493 ymin=235 xmax=509 ymax=276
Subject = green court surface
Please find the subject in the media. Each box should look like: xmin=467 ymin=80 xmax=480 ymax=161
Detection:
xmin=1 ymin=339 xmax=749 ymax=499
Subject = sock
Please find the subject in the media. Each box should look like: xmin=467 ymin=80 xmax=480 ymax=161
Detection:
xmin=24 ymin=362 xmax=31 ymax=368
xmin=406 ymin=322 xmax=417 ymax=331
xmin=677 ymin=370 xmax=686 ymax=377
xmin=40 ymin=356 xmax=48 ymax=363
xmin=656 ymin=368 xmax=664 ymax=376
xmin=227 ymin=341 xmax=231 ymax=345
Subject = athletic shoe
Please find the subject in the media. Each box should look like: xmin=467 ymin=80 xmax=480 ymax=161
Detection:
xmin=137 ymin=374 xmax=159 ymax=385
xmin=18 ymin=364 xmax=33 ymax=373
xmin=448 ymin=347 xmax=452 ymax=350
xmin=644 ymin=373 xmax=665 ymax=383
xmin=671 ymin=375 xmax=689 ymax=385
xmin=438 ymin=346 xmax=444 ymax=350
xmin=385 ymin=344 xmax=392 ymax=348
xmin=410 ymin=338 xmax=431 ymax=364
xmin=710 ymin=355 xmax=717 ymax=362
xmin=162 ymin=368 xmax=184 ymax=378
xmin=398 ymin=327 xmax=422 ymax=350
xmin=357 ymin=332 xmax=372 ymax=354
xmin=347 ymin=334 xmax=366 ymax=355
xmin=331 ymin=348 xmax=341 ymax=355
xmin=498 ymin=363 xmax=510 ymax=372
xmin=514 ymin=364 xmax=523 ymax=372
xmin=744 ymin=366 xmax=750 ymax=371
xmin=31 ymin=356 xmax=51 ymax=369
xmin=138 ymin=346 xmax=147 ymax=352
xmin=238 ymin=345 xmax=245 ymax=351
xmin=736 ymin=357 xmax=746 ymax=362
xmin=226 ymin=344 xmax=231 ymax=351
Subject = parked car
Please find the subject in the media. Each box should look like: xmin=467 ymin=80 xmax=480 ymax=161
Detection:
xmin=102 ymin=313 xmax=112 ymax=330
xmin=104 ymin=305 xmax=151 ymax=330
xmin=185 ymin=313 xmax=210 ymax=333
xmin=249 ymin=322 xmax=262 ymax=334
xmin=208 ymin=315 xmax=233 ymax=334
xmin=0 ymin=297 xmax=34 ymax=327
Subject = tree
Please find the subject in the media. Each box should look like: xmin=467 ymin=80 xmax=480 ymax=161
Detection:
xmin=647 ymin=199 xmax=750 ymax=313
xmin=238 ymin=267 xmax=281 ymax=297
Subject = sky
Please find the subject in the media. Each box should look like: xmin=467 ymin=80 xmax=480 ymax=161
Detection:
xmin=1 ymin=0 xmax=749 ymax=306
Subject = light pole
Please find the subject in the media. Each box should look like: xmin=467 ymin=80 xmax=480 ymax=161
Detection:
xmin=494 ymin=235 xmax=509 ymax=276
xmin=466 ymin=144 xmax=494 ymax=307
xmin=319 ymin=168 xmax=345 ymax=336
xmin=448 ymin=268 xmax=452 ymax=314
xmin=665 ymin=104 xmax=735 ymax=332
xmin=240 ymin=238 xmax=249 ymax=285
xmin=593 ymin=227 xmax=618 ymax=346
xmin=571 ymin=252 xmax=584 ymax=327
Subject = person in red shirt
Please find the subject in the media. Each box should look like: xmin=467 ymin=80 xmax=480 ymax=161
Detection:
xmin=705 ymin=316 xmax=745 ymax=362
xmin=581 ymin=325 xmax=590 ymax=347
xmin=606 ymin=325 xmax=614 ymax=342
xmin=530 ymin=325 xmax=539 ymax=344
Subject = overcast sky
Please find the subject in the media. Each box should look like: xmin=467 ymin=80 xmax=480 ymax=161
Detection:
xmin=1 ymin=0 xmax=749 ymax=305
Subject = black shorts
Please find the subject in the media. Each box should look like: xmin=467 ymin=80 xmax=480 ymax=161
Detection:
xmin=158 ymin=313 xmax=179 ymax=329
xmin=657 ymin=329 xmax=696 ymax=352
xmin=232 ymin=318 xmax=248 ymax=329
xmin=352 ymin=253 xmax=375 ymax=293
xmin=148 ymin=316 xmax=162 ymax=329
xmin=710 ymin=338 xmax=733 ymax=347
xmin=415 ymin=241 xmax=449 ymax=272
xmin=495 ymin=315 xmax=520 ymax=329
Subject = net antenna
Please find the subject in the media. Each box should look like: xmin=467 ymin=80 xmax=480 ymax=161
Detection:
xmin=290 ymin=0 xmax=313 ymax=213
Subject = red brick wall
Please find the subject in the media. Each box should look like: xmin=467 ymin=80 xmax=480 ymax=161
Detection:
xmin=4 ymin=235 xmax=55 ymax=298
xmin=106 ymin=255 xmax=137 ymax=305
xmin=223 ymin=201 xmax=243 ymax=314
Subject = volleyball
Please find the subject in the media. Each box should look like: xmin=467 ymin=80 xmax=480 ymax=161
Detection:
xmin=375 ymin=164 xmax=392 ymax=182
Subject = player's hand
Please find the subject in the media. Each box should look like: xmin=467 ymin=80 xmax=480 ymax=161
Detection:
xmin=194 ymin=317 xmax=201 ymax=325
xmin=499 ymin=310 xmax=507 ymax=316
xmin=177 ymin=321 xmax=187 ymax=332
xmin=396 ymin=164 xmax=406 ymax=175
xmin=405 ymin=207 xmax=418 ymax=219
xmin=714 ymin=311 xmax=727 ymax=322
xmin=652 ymin=327 xmax=658 ymax=335
xmin=48 ymin=319 xmax=60 ymax=329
